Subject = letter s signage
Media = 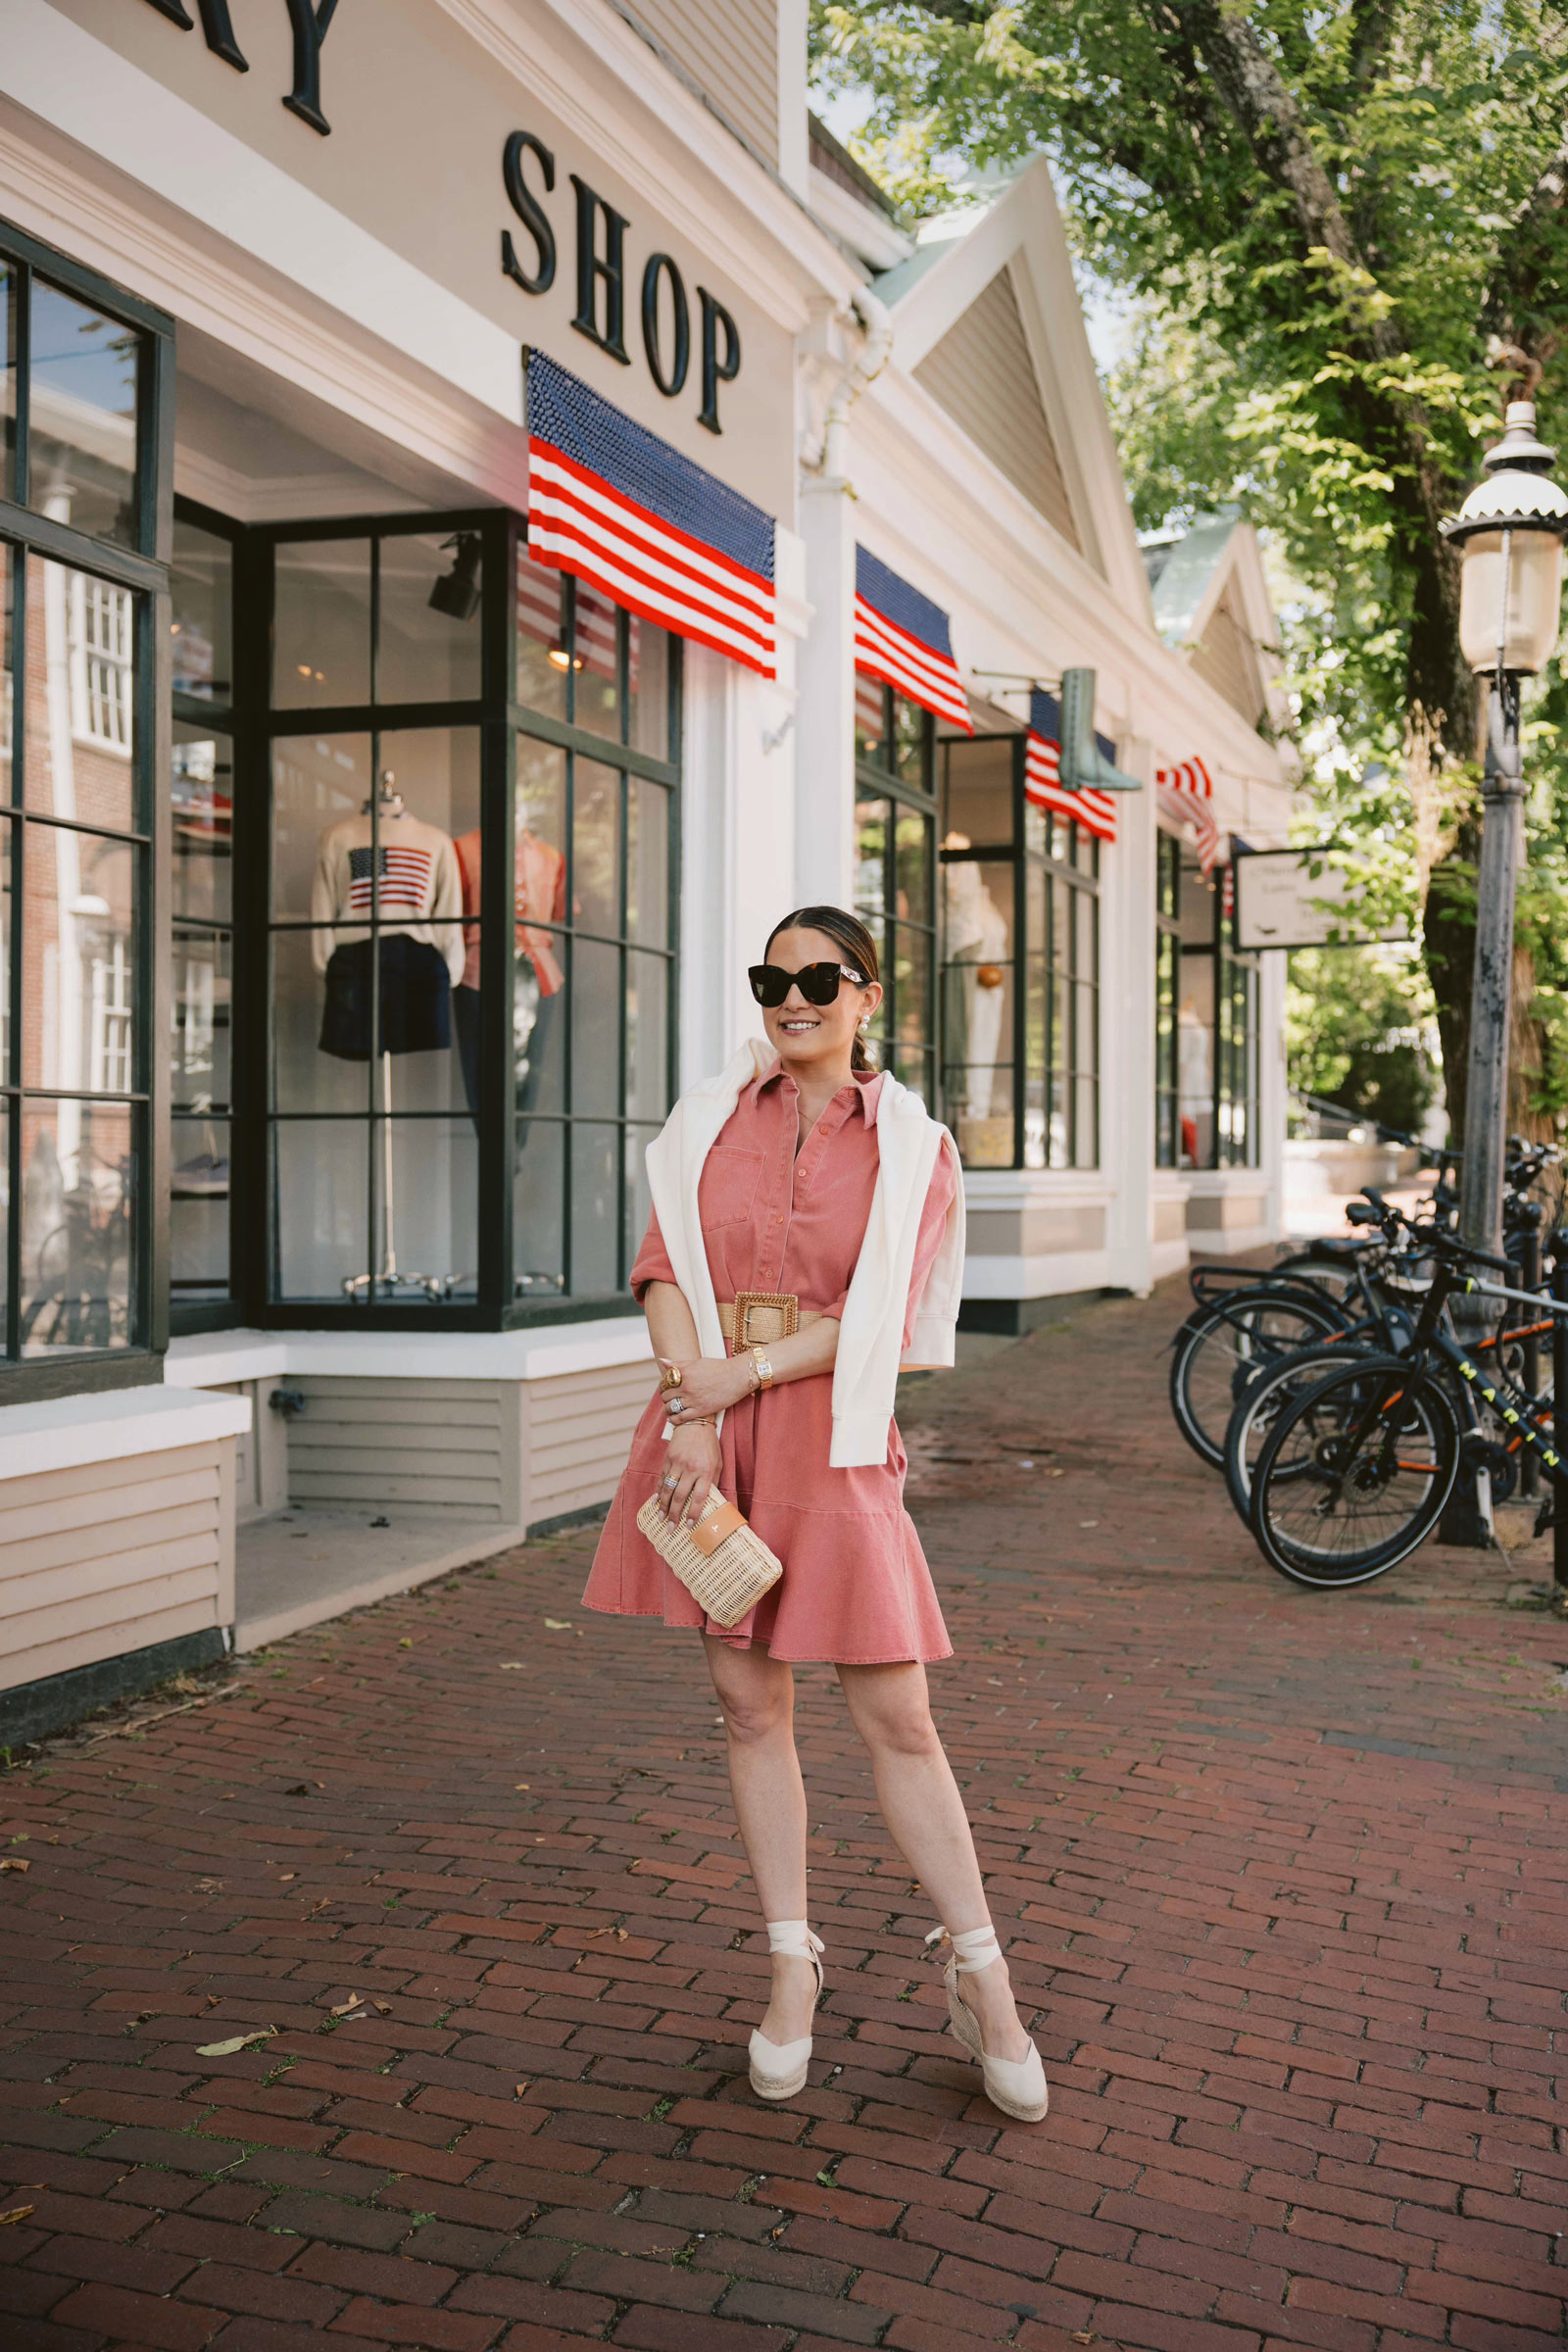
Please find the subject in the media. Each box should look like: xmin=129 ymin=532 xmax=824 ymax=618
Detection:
xmin=499 ymin=132 xmax=742 ymax=434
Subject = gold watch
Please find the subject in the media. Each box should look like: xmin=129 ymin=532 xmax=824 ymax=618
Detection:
xmin=749 ymin=1347 xmax=774 ymax=1392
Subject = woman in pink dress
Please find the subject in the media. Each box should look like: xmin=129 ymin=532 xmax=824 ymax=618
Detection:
xmin=583 ymin=906 xmax=1048 ymax=2124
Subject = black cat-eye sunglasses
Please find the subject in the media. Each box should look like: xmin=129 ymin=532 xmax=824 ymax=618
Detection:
xmin=748 ymin=960 xmax=867 ymax=1008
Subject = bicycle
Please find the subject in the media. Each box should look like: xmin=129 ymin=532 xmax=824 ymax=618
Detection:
xmin=1247 ymin=1218 xmax=1565 ymax=1588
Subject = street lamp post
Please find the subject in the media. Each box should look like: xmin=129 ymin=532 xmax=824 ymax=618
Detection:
xmin=1441 ymin=390 xmax=1568 ymax=1253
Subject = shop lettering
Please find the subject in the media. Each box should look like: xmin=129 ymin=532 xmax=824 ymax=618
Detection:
xmin=502 ymin=134 xmax=741 ymax=434
xmin=141 ymin=0 xmax=339 ymax=137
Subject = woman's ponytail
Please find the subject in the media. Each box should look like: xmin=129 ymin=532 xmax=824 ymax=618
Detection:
xmin=765 ymin=905 xmax=882 ymax=1071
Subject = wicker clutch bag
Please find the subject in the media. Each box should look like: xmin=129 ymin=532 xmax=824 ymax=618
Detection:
xmin=635 ymin=1486 xmax=782 ymax=1629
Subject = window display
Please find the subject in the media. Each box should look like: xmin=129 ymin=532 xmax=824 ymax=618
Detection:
xmin=1173 ymin=849 xmax=1259 ymax=1168
xmin=940 ymin=733 xmax=1101 ymax=1170
xmin=270 ymin=724 xmax=478 ymax=1302
xmin=252 ymin=517 xmax=678 ymax=1319
xmin=854 ymin=683 xmax=938 ymax=1103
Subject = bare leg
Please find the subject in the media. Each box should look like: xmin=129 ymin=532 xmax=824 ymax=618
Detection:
xmin=703 ymin=1636 xmax=818 ymax=2045
xmin=837 ymin=1660 xmax=1032 ymax=2062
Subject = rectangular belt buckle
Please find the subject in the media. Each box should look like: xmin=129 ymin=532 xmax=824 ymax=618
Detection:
xmin=731 ymin=1291 xmax=798 ymax=1349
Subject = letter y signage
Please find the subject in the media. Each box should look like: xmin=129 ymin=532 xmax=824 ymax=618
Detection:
xmin=141 ymin=0 xmax=340 ymax=135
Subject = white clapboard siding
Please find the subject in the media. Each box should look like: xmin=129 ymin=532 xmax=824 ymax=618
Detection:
xmin=286 ymin=1378 xmax=515 ymax=1521
xmin=523 ymin=1361 xmax=649 ymax=1523
xmin=631 ymin=0 xmax=779 ymax=165
xmin=914 ymin=265 xmax=1083 ymax=551
xmin=0 ymin=1441 xmax=231 ymax=1694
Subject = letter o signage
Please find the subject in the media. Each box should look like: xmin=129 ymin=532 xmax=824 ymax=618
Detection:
xmin=641 ymin=255 xmax=690 ymax=399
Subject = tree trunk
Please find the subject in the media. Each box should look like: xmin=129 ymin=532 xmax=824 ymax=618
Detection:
xmin=1402 ymin=503 xmax=1481 ymax=1145
xmin=1508 ymin=944 xmax=1557 ymax=1141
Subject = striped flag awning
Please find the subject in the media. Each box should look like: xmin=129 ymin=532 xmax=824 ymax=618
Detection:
xmin=1156 ymin=756 xmax=1223 ymax=873
xmin=525 ymin=350 xmax=776 ymax=679
xmin=854 ymin=547 xmax=972 ymax=733
xmin=1025 ymin=689 xmax=1118 ymax=843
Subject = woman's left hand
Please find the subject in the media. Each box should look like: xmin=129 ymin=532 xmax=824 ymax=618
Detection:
xmin=661 ymin=1353 xmax=750 ymax=1421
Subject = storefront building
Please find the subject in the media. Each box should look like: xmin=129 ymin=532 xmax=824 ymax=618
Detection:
xmin=0 ymin=0 xmax=1294 ymax=1740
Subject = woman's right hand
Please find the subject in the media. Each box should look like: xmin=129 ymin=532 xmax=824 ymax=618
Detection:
xmin=658 ymin=1418 xmax=722 ymax=1525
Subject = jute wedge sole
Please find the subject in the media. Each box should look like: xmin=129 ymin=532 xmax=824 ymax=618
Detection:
xmin=747 ymin=1920 xmax=824 ymax=2102
xmin=927 ymin=1922 xmax=1050 ymax=2125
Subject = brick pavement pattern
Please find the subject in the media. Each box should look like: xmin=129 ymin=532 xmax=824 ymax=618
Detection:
xmin=2 ymin=1283 xmax=1566 ymax=2352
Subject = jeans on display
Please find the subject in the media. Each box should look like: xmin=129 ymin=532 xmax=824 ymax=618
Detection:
xmin=454 ymin=976 xmax=557 ymax=1134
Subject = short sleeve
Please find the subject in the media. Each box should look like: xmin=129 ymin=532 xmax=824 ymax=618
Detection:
xmin=629 ymin=1203 xmax=677 ymax=1302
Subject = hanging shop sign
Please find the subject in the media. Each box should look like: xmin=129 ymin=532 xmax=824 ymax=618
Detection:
xmin=1233 ymin=849 xmax=1409 ymax=951
xmin=501 ymin=131 xmax=742 ymax=437
xmin=1025 ymin=689 xmax=1118 ymax=843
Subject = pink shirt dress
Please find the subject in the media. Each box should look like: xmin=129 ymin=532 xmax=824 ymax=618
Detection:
xmin=581 ymin=1064 xmax=956 ymax=1664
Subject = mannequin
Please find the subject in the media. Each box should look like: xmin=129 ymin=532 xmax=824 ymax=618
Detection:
xmin=451 ymin=823 xmax=567 ymax=1127
xmin=942 ymin=836 xmax=1009 ymax=1121
xmin=312 ymin=770 xmax=466 ymax=1296
xmin=312 ymin=771 xmax=465 ymax=1054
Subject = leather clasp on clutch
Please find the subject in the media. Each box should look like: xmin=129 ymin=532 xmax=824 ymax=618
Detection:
xmin=690 ymin=1499 xmax=747 ymax=1557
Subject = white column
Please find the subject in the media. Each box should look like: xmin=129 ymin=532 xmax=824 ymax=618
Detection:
xmin=1257 ymin=945 xmax=1289 ymax=1241
xmin=1103 ymin=735 xmax=1156 ymax=1296
xmin=795 ymin=475 xmax=858 ymax=910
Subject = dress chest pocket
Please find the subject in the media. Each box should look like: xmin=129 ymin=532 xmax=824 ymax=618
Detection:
xmin=700 ymin=1146 xmax=766 ymax=1228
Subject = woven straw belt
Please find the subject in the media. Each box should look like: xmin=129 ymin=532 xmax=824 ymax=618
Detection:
xmin=716 ymin=1294 xmax=826 ymax=1348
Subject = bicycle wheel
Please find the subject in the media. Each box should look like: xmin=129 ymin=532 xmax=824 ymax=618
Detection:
xmin=1249 ymin=1354 xmax=1459 ymax=1588
xmin=1222 ymin=1339 xmax=1380 ymax=1522
xmin=1170 ymin=1286 xmax=1349 ymax=1469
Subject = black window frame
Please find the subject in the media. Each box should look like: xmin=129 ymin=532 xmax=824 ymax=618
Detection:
xmin=168 ymin=495 xmax=243 ymax=1334
xmin=1154 ymin=828 xmax=1182 ymax=1170
xmin=1 ymin=218 xmax=175 ymax=1403
xmin=939 ymin=733 xmax=1101 ymax=1171
xmin=853 ymin=679 xmax=938 ymax=1103
xmin=230 ymin=510 xmax=681 ymax=1334
xmin=1175 ymin=848 xmax=1261 ymax=1171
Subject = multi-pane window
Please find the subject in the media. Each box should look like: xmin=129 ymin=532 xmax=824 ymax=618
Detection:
xmin=940 ymin=734 xmax=1101 ymax=1169
xmin=1174 ymin=849 xmax=1260 ymax=1168
xmin=1154 ymin=829 xmax=1181 ymax=1168
xmin=259 ymin=518 xmax=678 ymax=1319
xmin=70 ymin=574 xmax=133 ymax=752
xmin=853 ymin=677 xmax=936 ymax=1102
xmin=511 ymin=547 xmax=677 ymax=1303
xmin=0 ymin=234 xmax=167 ymax=1384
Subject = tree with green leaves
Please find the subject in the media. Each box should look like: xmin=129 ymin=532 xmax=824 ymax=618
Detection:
xmin=812 ymin=0 xmax=1568 ymax=1135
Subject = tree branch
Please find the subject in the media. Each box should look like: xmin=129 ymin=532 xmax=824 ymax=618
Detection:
xmin=1481 ymin=122 xmax=1568 ymax=349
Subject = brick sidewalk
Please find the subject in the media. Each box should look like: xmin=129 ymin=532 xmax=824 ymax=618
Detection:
xmin=2 ymin=1282 xmax=1565 ymax=2352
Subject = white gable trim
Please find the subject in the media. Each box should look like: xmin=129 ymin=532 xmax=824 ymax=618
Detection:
xmin=880 ymin=159 xmax=1151 ymax=616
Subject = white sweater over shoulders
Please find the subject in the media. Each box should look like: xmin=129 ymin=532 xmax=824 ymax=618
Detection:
xmin=643 ymin=1040 xmax=965 ymax=1468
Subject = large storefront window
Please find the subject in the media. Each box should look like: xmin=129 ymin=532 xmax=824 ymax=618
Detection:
xmin=940 ymin=735 xmax=1100 ymax=1169
xmin=172 ymin=515 xmax=680 ymax=1330
xmin=1 ymin=227 xmax=173 ymax=1392
xmin=245 ymin=520 xmax=679 ymax=1322
xmin=1174 ymin=848 xmax=1259 ymax=1168
xmin=854 ymin=679 xmax=936 ymax=1102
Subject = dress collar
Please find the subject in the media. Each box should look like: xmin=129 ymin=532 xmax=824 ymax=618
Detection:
xmin=753 ymin=1058 xmax=882 ymax=1124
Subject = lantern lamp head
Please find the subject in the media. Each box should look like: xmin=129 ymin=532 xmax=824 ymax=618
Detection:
xmin=1441 ymin=399 xmax=1568 ymax=675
